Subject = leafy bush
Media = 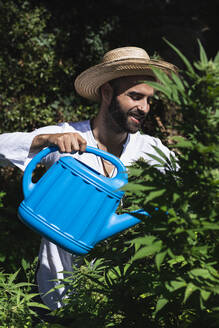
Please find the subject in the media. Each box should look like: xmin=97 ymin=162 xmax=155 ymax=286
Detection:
xmin=0 ymin=269 xmax=49 ymax=328
xmin=51 ymin=42 xmax=219 ymax=327
xmin=0 ymin=0 xmax=119 ymax=134
xmin=0 ymin=0 xmax=76 ymax=132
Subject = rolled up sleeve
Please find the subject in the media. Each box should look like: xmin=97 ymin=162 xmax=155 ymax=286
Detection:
xmin=0 ymin=125 xmax=64 ymax=171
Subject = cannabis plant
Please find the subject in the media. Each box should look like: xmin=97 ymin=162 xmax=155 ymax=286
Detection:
xmin=0 ymin=269 xmax=49 ymax=328
xmin=50 ymin=41 xmax=219 ymax=328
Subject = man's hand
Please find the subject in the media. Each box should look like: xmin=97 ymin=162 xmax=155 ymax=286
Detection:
xmin=30 ymin=133 xmax=87 ymax=153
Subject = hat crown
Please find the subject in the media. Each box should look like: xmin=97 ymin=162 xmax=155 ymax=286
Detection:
xmin=102 ymin=47 xmax=150 ymax=63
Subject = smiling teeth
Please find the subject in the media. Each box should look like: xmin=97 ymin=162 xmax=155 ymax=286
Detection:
xmin=131 ymin=115 xmax=141 ymax=120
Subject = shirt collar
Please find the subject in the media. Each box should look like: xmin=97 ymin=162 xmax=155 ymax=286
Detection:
xmin=88 ymin=119 xmax=131 ymax=154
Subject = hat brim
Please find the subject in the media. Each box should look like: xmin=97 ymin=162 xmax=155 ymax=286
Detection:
xmin=74 ymin=58 xmax=177 ymax=102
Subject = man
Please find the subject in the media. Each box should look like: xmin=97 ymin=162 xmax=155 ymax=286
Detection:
xmin=0 ymin=46 xmax=177 ymax=310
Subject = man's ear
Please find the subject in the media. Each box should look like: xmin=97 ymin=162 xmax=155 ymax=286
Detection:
xmin=100 ymin=82 xmax=113 ymax=104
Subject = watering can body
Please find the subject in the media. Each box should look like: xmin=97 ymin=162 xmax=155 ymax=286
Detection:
xmin=18 ymin=146 xmax=144 ymax=255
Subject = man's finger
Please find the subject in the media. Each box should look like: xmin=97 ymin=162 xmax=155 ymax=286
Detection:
xmin=70 ymin=137 xmax=81 ymax=152
xmin=63 ymin=135 xmax=73 ymax=153
xmin=78 ymin=136 xmax=87 ymax=153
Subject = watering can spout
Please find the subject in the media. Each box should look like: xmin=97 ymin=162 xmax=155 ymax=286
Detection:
xmin=97 ymin=210 xmax=150 ymax=243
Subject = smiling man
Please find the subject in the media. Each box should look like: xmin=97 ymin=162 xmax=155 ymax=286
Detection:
xmin=89 ymin=75 xmax=155 ymax=175
xmin=0 ymin=46 xmax=177 ymax=310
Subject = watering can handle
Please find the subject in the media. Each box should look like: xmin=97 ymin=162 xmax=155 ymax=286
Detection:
xmin=85 ymin=146 xmax=127 ymax=181
xmin=23 ymin=145 xmax=127 ymax=199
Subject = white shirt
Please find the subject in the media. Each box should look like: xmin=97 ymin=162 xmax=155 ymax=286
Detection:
xmin=0 ymin=120 xmax=172 ymax=310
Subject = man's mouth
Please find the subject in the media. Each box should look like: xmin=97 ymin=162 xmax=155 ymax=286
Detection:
xmin=129 ymin=113 xmax=145 ymax=125
xmin=130 ymin=115 xmax=140 ymax=124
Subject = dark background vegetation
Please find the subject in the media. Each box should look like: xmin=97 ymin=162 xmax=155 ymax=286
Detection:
xmin=0 ymin=1 xmax=218 ymax=326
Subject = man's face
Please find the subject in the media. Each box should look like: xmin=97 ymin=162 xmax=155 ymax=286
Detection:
xmin=107 ymin=76 xmax=154 ymax=134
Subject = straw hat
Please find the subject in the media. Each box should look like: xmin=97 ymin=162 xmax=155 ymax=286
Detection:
xmin=74 ymin=46 xmax=177 ymax=102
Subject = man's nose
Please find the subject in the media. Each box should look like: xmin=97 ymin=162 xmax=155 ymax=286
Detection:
xmin=137 ymin=99 xmax=150 ymax=113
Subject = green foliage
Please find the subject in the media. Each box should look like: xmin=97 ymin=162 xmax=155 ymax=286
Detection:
xmin=0 ymin=269 xmax=48 ymax=327
xmin=0 ymin=0 xmax=104 ymax=133
xmin=0 ymin=0 xmax=60 ymax=131
xmin=52 ymin=42 xmax=219 ymax=327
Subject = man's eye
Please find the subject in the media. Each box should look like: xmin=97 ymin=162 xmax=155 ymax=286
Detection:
xmin=129 ymin=93 xmax=142 ymax=100
xmin=131 ymin=96 xmax=140 ymax=100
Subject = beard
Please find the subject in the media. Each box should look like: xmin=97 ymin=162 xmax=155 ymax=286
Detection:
xmin=106 ymin=95 xmax=147 ymax=134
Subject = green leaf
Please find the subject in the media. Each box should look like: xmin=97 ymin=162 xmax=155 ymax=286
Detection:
xmin=155 ymin=250 xmax=167 ymax=271
xmin=189 ymin=268 xmax=214 ymax=280
xmin=110 ymin=266 xmax=122 ymax=279
xmin=15 ymin=282 xmax=34 ymax=288
xmin=131 ymin=241 xmax=162 ymax=261
xmin=104 ymin=272 xmax=113 ymax=288
xmin=22 ymin=293 xmax=40 ymax=301
xmin=168 ymin=255 xmax=186 ymax=267
xmin=145 ymin=153 xmax=166 ymax=166
xmin=16 ymin=289 xmax=21 ymax=305
xmin=170 ymin=153 xmax=178 ymax=171
xmin=146 ymin=189 xmax=166 ymax=203
xmin=8 ymin=270 xmax=20 ymax=284
xmin=27 ymin=301 xmax=50 ymax=309
xmin=171 ymin=136 xmax=193 ymax=149
xmin=83 ymin=273 xmax=106 ymax=289
xmin=151 ymin=67 xmax=172 ymax=85
xmin=124 ymin=263 xmax=133 ymax=276
xmin=214 ymin=51 xmax=219 ymax=63
xmin=163 ymin=38 xmax=195 ymax=75
xmin=166 ymin=279 xmax=187 ymax=292
xmin=124 ymin=183 xmax=156 ymax=192
xmin=200 ymin=289 xmax=211 ymax=301
xmin=21 ymin=258 xmax=30 ymax=271
xmin=208 ymin=285 xmax=219 ymax=294
xmin=152 ymin=145 xmax=170 ymax=162
xmin=154 ymin=297 xmax=169 ymax=314
xmin=170 ymin=72 xmax=185 ymax=93
xmin=173 ymin=193 xmax=180 ymax=203
xmin=145 ymin=80 xmax=171 ymax=98
xmin=198 ymin=39 xmax=208 ymax=66
xmin=183 ymin=283 xmax=198 ymax=303
xmin=201 ymin=222 xmax=219 ymax=230
xmin=130 ymin=235 xmax=157 ymax=250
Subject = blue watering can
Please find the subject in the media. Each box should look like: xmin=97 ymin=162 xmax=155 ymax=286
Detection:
xmin=18 ymin=146 xmax=147 ymax=255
